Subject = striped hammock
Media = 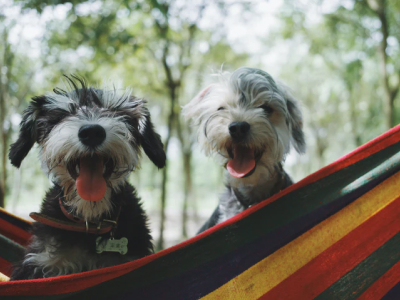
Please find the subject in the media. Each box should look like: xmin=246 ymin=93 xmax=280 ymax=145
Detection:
xmin=1 ymin=125 xmax=400 ymax=299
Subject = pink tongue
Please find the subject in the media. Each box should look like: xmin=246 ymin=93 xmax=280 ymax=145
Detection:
xmin=76 ymin=156 xmax=107 ymax=202
xmin=227 ymin=146 xmax=256 ymax=178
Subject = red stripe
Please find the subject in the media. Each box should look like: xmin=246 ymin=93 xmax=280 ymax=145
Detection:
xmin=258 ymin=196 xmax=400 ymax=300
xmin=1 ymin=125 xmax=400 ymax=296
xmin=0 ymin=257 xmax=12 ymax=277
xmin=358 ymin=261 xmax=400 ymax=300
xmin=0 ymin=218 xmax=31 ymax=246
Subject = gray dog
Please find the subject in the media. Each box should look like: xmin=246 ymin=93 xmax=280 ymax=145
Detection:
xmin=182 ymin=67 xmax=305 ymax=233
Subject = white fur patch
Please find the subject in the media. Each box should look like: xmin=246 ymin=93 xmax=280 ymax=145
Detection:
xmin=23 ymin=238 xmax=95 ymax=277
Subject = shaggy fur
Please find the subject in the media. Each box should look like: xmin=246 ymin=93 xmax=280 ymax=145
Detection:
xmin=182 ymin=67 xmax=305 ymax=233
xmin=9 ymin=76 xmax=165 ymax=280
xmin=11 ymin=184 xmax=152 ymax=279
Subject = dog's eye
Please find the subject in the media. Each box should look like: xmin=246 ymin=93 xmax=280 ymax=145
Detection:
xmin=218 ymin=107 xmax=225 ymax=111
xmin=260 ymin=105 xmax=274 ymax=114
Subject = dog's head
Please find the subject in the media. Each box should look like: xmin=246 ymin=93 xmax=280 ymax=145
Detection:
xmin=182 ymin=67 xmax=305 ymax=181
xmin=9 ymin=76 xmax=165 ymax=220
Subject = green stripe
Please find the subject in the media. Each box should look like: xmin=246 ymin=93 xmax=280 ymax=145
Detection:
xmin=0 ymin=234 xmax=25 ymax=264
xmin=316 ymin=229 xmax=400 ymax=300
xmin=4 ymin=141 xmax=400 ymax=300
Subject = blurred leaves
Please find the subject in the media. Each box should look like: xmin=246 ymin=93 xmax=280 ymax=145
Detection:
xmin=276 ymin=0 xmax=399 ymax=179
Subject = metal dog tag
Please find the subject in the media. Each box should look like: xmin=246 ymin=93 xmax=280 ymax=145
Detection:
xmin=96 ymin=237 xmax=128 ymax=255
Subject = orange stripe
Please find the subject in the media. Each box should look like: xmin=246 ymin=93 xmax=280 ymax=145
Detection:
xmin=259 ymin=196 xmax=400 ymax=300
xmin=358 ymin=260 xmax=400 ymax=300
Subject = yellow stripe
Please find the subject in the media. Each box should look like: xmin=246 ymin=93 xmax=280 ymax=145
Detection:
xmin=0 ymin=272 xmax=9 ymax=282
xmin=201 ymin=171 xmax=400 ymax=300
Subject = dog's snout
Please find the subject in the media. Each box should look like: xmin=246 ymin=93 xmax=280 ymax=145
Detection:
xmin=229 ymin=122 xmax=250 ymax=140
xmin=78 ymin=124 xmax=106 ymax=147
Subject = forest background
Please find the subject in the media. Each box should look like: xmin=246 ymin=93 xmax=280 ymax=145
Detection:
xmin=1 ymin=0 xmax=399 ymax=249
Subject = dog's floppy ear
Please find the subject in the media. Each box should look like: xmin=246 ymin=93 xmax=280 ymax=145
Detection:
xmin=285 ymin=92 xmax=306 ymax=154
xmin=140 ymin=111 xmax=166 ymax=169
xmin=189 ymin=85 xmax=213 ymax=106
xmin=9 ymin=96 xmax=45 ymax=168
xmin=181 ymin=85 xmax=214 ymax=122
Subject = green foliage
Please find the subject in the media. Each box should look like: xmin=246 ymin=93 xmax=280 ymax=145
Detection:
xmin=275 ymin=0 xmax=399 ymax=181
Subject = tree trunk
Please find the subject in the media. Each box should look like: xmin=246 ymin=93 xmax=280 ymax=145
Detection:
xmin=157 ymin=79 xmax=177 ymax=250
xmin=152 ymin=1 xmax=202 ymax=248
xmin=0 ymin=28 xmax=9 ymax=208
xmin=0 ymin=20 xmax=33 ymax=209
xmin=0 ymin=186 xmax=3 ymax=209
xmin=312 ymin=126 xmax=327 ymax=169
xmin=181 ymin=150 xmax=192 ymax=238
xmin=157 ymin=159 xmax=168 ymax=250
xmin=175 ymin=110 xmax=193 ymax=238
xmin=0 ymin=128 xmax=8 ymax=208
xmin=348 ymin=86 xmax=362 ymax=147
xmin=377 ymin=6 xmax=393 ymax=128
xmin=0 ymin=132 xmax=5 ymax=208
xmin=367 ymin=0 xmax=399 ymax=128
xmin=11 ymin=167 xmax=21 ymax=213
xmin=0 ymin=73 xmax=6 ymax=208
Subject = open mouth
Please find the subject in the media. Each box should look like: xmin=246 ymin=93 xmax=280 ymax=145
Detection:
xmin=66 ymin=155 xmax=109 ymax=202
xmin=226 ymin=145 xmax=262 ymax=179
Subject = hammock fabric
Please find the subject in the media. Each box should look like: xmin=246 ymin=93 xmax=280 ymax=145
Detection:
xmin=2 ymin=126 xmax=400 ymax=300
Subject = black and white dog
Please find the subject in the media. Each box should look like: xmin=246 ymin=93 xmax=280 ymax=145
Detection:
xmin=9 ymin=76 xmax=165 ymax=280
xmin=182 ymin=67 xmax=305 ymax=233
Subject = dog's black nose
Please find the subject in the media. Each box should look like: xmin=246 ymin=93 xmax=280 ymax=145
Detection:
xmin=229 ymin=121 xmax=250 ymax=140
xmin=78 ymin=124 xmax=106 ymax=147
